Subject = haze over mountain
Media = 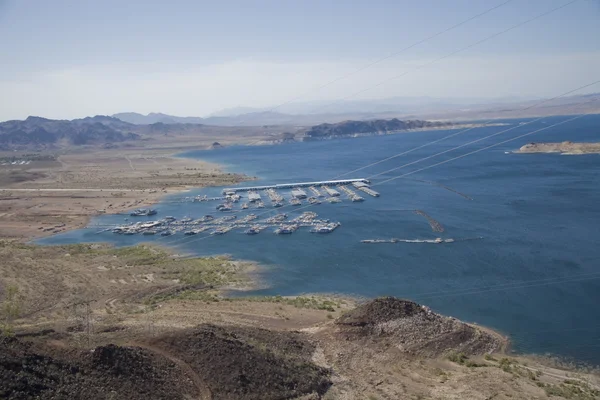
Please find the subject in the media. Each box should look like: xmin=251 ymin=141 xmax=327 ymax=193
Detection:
xmin=209 ymin=95 xmax=536 ymax=117
xmin=1 ymin=1 xmax=599 ymax=121
xmin=111 ymin=93 xmax=600 ymax=127
xmin=112 ymin=112 xmax=205 ymax=125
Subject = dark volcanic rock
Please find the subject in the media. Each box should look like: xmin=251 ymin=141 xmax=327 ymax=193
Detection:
xmin=336 ymin=296 xmax=425 ymax=327
xmin=0 ymin=337 xmax=197 ymax=399
xmin=0 ymin=324 xmax=331 ymax=400
xmin=301 ymin=118 xmax=451 ymax=140
xmin=335 ymin=297 xmax=504 ymax=357
xmin=149 ymin=324 xmax=332 ymax=400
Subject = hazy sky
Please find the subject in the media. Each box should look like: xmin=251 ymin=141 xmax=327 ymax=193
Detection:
xmin=0 ymin=0 xmax=599 ymax=120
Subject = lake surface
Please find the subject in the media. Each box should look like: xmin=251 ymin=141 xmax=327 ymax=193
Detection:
xmin=39 ymin=115 xmax=600 ymax=365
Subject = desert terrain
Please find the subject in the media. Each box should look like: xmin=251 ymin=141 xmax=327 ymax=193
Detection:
xmin=1 ymin=241 xmax=599 ymax=399
xmin=1 ymin=125 xmax=599 ymax=399
xmin=0 ymin=148 xmax=248 ymax=239
xmin=517 ymin=141 xmax=600 ymax=155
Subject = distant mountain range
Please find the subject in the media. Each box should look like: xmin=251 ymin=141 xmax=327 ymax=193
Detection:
xmin=208 ymin=96 xmax=535 ymax=117
xmin=112 ymin=112 xmax=205 ymax=125
xmin=111 ymin=93 xmax=600 ymax=127
xmin=0 ymin=116 xmax=139 ymax=150
xmin=2 ymin=92 xmax=598 ymax=150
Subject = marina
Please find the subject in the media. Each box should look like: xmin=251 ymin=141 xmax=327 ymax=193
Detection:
xmin=105 ymin=211 xmax=341 ymax=237
xmin=36 ymin=116 xmax=600 ymax=366
xmin=222 ymin=178 xmax=369 ymax=194
xmin=179 ymin=179 xmax=382 ymax=211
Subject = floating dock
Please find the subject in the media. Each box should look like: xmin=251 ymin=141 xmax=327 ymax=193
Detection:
xmin=357 ymin=187 xmax=380 ymax=197
xmin=223 ymin=179 xmax=369 ymax=194
xmin=291 ymin=188 xmax=308 ymax=199
xmin=322 ymin=186 xmax=340 ymax=197
xmin=309 ymin=186 xmax=322 ymax=196
xmin=248 ymin=191 xmax=262 ymax=202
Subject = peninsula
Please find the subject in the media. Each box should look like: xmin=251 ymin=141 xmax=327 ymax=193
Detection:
xmin=517 ymin=141 xmax=600 ymax=155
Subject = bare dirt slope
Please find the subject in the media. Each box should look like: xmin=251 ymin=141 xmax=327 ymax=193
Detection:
xmin=1 ymin=242 xmax=599 ymax=399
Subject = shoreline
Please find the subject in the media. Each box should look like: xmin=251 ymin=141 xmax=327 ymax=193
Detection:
xmin=515 ymin=141 xmax=600 ymax=155
xmin=5 ymin=135 xmax=598 ymax=371
xmin=0 ymin=148 xmax=250 ymax=241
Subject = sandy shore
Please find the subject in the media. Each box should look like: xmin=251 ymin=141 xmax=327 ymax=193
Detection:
xmin=0 ymin=148 xmax=248 ymax=240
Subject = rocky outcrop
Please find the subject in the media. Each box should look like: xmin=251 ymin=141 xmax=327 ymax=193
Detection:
xmin=300 ymin=118 xmax=451 ymax=140
xmin=335 ymin=297 xmax=505 ymax=357
xmin=0 ymin=324 xmax=332 ymax=400
xmin=517 ymin=141 xmax=600 ymax=155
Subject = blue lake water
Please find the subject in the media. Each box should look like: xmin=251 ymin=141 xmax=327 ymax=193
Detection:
xmin=39 ymin=115 xmax=600 ymax=365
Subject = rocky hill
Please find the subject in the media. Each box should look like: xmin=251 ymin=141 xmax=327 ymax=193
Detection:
xmin=334 ymin=297 xmax=503 ymax=357
xmin=300 ymin=118 xmax=451 ymax=140
xmin=0 ymin=116 xmax=139 ymax=150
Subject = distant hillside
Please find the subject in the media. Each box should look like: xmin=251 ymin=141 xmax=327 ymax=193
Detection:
xmin=0 ymin=116 xmax=139 ymax=150
xmin=300 ymin=118 xmax=452 ymax=140
xmin=113 ymin=112 xmax=204 ymax=125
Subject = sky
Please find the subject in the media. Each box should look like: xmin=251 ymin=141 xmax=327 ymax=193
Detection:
xmin=0 ymin=0 xmax=599 ymax=120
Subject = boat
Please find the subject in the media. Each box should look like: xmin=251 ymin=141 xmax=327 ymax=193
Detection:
xmin=241 ymin=203 xmax=249 ymax=209
xmin=310 ymin=222 xmax=341 ymax=234
xmin=164 ymin=216 xmax=176 ymax=221
xmin=216 ymin=203 xmax=232 ymax=211
xmin=350 ymin=195 xmax=364 ymax=202
xmin=142 ymin=230 xmax=156 ymax=235
xmin=245 ymin=225 xmax=262 ymax=235
xmin=327 ymin=197 xmax=341 ymax=203
xmin=130 ymin=208 xmax=157 ymax=217
xmin=273 ymin=201 xmax=283 ymax=208
xmin=226 ymin=194 xmax=241 ymax=203
xmin=211 ymin=226 xmax=233 ymax=235
xmin=274 ymin=224 xmax=298 ymax=235
xmin=290 ymin=198 xmax=301 ymax=206
xmin=184 ymin=230 xmax=197 ymax=236
xmin=256 ymin=201 xmax=265 ymax=209
xmin=161 ymin=230 xmax=174 ymax=236
xmin=308 ymin=197 xmax=321 ymax=205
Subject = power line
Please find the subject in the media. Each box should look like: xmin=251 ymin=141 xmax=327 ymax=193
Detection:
xmin=169 ymin=98 xmax=598 ymax=247
xmin=402 ymin=271 xmax=600 ymax=299
xmin=317 ymin=0 xmax=581 ymax=112
xmin=375 ymin=106 xmax=598 ymax=186
xmin=366 ymin=89 xmax=600 ymax=180
xmin=265 ymin=0 xmax=515 ymax=114
xmin=160 ymin=92 xmax=598 ymax=249
xmin=159 ymin=2 xmax=588 ymax=246
xmin=417 ymin=274 xmax=600 ymax=300
xmin=335 ymin=80 xmax=600 ymax=180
